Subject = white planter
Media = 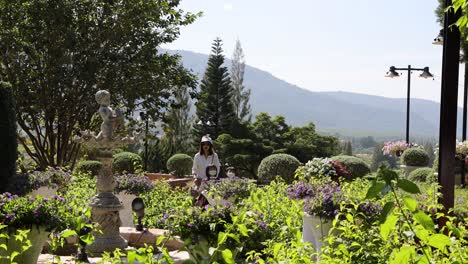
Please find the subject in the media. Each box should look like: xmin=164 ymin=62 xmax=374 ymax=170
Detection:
xmin=400 ymin=165 xmax=426 ymax=178
xmin=29 ymin=186 xmax=58 ymax=198
xmin=116 ymin=193 xmax=137 ymax=227
xmin=0 ymin=226 xmax=49 ymax=264
xmin=302 ymin=214 xmax=332 ymax=252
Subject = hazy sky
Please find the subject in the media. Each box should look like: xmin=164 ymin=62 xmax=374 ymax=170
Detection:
xmin=164 ymin=0 xmax=464 ymax=104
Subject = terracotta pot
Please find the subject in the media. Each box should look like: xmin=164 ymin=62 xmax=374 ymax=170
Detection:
xmin=166 ymin=178 xmax=193 ymax=188
xmin=145 ymin=173 xmax=175 ymax=181
xmin=302 ymin=214 xmax=332 ymax=252
xmin=0 ymin=226 xmax=49 ymax=264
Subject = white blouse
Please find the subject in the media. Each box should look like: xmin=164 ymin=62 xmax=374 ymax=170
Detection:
xmin=192 ymin=152 xmax=221 ymax=179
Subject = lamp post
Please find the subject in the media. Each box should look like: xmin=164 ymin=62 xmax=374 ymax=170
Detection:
xmin=139 ymin=112 xmax=149 ymax=171
xmin=385 ymin=65 xmax=434 ymax=144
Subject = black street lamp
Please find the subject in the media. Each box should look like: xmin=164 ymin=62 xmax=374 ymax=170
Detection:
xmin=385 ymin=65 xmax=434 ymax=144
xmin=139 ymin=112 xmax=149 ymax=171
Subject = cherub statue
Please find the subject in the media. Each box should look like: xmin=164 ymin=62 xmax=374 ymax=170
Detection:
xmin=94 ymin=90 xmax=124 ymax=141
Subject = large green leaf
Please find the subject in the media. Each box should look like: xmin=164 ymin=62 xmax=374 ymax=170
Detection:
xmin=403 ymin=197 xmax=418 ymax=212
xmin=396 ymin=179 xmax=421 ymax=194
xmin=380 ymin=215 xmax=398 ymax=240
xmin=365 ymin=181 xmax=386 ymax=199
xmin=221 ymin=249 xmax=235 ymax=264
xmin=380 ymin=201 xmax=394 ymax=223
xmin=413 ymin=211 xmax=435 ymax=231
xmin=428 ymin=234 xmax=452 ymax=252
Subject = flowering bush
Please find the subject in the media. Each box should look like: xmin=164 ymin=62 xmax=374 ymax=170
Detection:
xmin=382 ymin=140 xmax=409 ymax=156
xmin=115 ymin=173 xmax=154 ymax=195
xmin=206 ymin=177 xmax=254 ymax=203
xmin=0 ymin=193 xmax=72 ymax=232
xmin=8 ymin=167 xmax=71 ymax=195
xmin=303 ymin=158 xmax=350 ymax=181
xmin=287 ymin=179 xmax=344 ymax=219
xmin=456 ymin=140 xmax=468 ymax=159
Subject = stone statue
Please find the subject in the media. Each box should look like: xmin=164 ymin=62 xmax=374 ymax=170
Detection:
xmin=74 ymin=90 xmax=139 ymax=148
xmin=95 ymin=90 xmax=124 ymax=142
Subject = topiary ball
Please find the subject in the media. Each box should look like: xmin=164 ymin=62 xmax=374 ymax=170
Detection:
xmin=408 ymin=167 xmax=435 ymax=182
xmin=257 ymin=154 xmax=300 ymax=184
xmin=330 ymin=155 xmax=370 ymax=180
xmin=113 ymin=152 xmax=143 ymax=174
xmin=75 ymin=160 xmax=102 ymax=176
xmin=401 ymin=148 xmax=429 ymax=167
xmin=167 ymin=153 xmax=193 ymax=178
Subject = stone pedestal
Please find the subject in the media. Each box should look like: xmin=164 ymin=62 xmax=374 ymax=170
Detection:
xmin=87 ymin=156 xmax=127 ymax=254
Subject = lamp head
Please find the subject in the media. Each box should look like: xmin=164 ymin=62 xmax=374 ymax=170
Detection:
xmin=131 ymin=197 xmax=145 ymax=217
xmin=419 ymin=67 xmax=434 ymax=79
xmin=432 ymin=29 xmax=444 ymax=45
xmin=385 ymin=66 xmax=400 ymax=78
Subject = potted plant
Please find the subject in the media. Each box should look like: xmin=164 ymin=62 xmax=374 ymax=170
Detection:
xmin=0 ymin=193 xmax=72 ymax=264
xmin=382 ymin=141 xmax=409 ymax=157
xmin=287 ymin=179 xmax=343 ymax=252
xmin=399 ymin=147 xmax=430 ymax=178
xmin=114 ymin=173 xmax=154 ymax=227
xmin=302 ymin=158 xmax=351 ymax=182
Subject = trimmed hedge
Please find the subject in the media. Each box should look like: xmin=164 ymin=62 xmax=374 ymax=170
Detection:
xmin=257 ymin=154 xmax=300 ymax=184
xmin=408 ymin=167 xmax=435 ymax=182
xmin=401 ymin=148 xmax=429 ymax=167
xmin=75 ymin=160 xmax=102 ymax=176
xmin=113 ymin=152 xmax=143 ymax=174
xmin=166 ymin=153 xmax=193 ymax=178
xmin=330 ymin=155 xmax=370 ymax=179
xmin=0 ymin=82 xmax=17 ymax=193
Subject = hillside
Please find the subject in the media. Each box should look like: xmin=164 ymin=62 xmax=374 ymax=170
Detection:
xmin=168 ymin=49 xmax=462 ymax=139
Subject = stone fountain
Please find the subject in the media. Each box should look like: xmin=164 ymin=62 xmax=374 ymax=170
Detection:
xmin=74 ymin=90 xmax=139 ymax=254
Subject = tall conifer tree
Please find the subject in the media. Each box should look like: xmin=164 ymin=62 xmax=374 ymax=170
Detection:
xmin=231 ymin=39 xmax=251 ymax=122
xmin=194 ymin=38 xmax=236 ymax=141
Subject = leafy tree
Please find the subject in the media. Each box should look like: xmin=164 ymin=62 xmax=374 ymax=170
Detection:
xmin=231 ymin=39 xmax=251 ymax=122
xmin=370 ymin=143 xmax=397 ymax=171
xmin=359 ymin=136 xmax=377 ymax=149
xmin=194 ymin=38 xmax=236 ymax=141
xmin=283 ymin=122 xmax=339 ymax=163
xmin=161 ymin=86 xmax=194 ymax=156
xmin=0 ymin=0 xmax=199 ymax=168
xmin=252 ymin=112 xmax=290 ymax=150
xmin=215 ymin=133 xmax=273 ymax=178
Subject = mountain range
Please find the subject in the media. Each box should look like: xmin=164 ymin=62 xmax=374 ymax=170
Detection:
xmin=168 ymin=49 xmax=463 ymax=140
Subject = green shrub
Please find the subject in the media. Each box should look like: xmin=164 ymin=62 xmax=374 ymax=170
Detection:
xmin=330 ymin=155 xmax=371 ymax=179
xmin=75 ymin=160 xmax=102 ymax=176
xmin=408 ymin=167 xmax=435 ymax=182
xmin=166 ymin=153 xmax=193 ymax=178
xmin=113 ymin=152 xmax=142 ymax=174
xmin=0 ymin=82 xmax=17 ymax=193
xmin=401 ymin=148 xmax=429 ymax=166
xmin=257 ymin=154 xmax=300 ymax=184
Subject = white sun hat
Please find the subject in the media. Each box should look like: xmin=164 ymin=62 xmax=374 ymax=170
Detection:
xmin=201 ymin=135 xmax=212 ymax=144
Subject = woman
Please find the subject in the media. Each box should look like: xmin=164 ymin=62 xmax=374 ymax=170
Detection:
xmin=192 ymin=135 xmax=221 ymax=181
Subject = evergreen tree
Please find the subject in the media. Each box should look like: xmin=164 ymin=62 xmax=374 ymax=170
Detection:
xmin=344 ymin=141 xmax=353 ymax=155
xmin=194 ymin=38 xmax=236 ymax=141
xmin=231 ymin=39 xmax=251 ymax=122
xmin=161 ymin=86 xmax=193 ymax=156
